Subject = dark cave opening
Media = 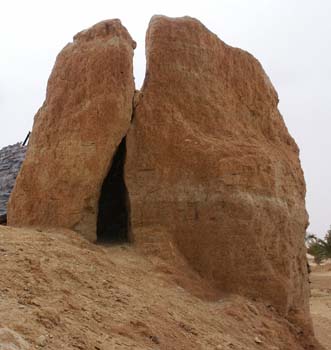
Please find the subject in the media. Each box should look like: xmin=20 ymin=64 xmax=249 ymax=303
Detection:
xmin=97 ymin=138 xmax=130 ymax=243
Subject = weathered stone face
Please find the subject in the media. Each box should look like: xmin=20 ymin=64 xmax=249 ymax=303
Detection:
xmin=8 ymin=20 xmax=136 ymax=241
xmin=8 ymin=16 xmax=311 ymax=331
xmin=125 ymin=16 xmax=310 ymax=326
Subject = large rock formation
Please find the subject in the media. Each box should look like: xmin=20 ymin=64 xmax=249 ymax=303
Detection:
xmin=8 ymin=16 xmax=311 ymax=333
xmin=8 ymin=20 xmax=136 ymax=241
xmin=0 ymin=143 xmax=26 ymax=223
xmin=125 ymin=16 xmax=310 ymax=327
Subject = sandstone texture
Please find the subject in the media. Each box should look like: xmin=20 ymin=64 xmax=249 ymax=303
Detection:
xmin=8 ymin=15 xmax=313 ymax=339
xmin=8 ymin=20 xmax=136 ymax=241
xmin=125 ymin=16 xmax=310 ymax=329
xmin=0 ymin=143 xmax=26 ymax=223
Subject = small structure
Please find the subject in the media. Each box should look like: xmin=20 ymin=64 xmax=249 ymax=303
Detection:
xmin=0 ymin=143 xmax=26 ymax=224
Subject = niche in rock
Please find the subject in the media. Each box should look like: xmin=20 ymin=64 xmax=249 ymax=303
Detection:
xmin=97 ymin=138 xmax=130 ymax=243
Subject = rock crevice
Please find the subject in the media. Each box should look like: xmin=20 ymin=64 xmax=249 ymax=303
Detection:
xmin=97 ymin=136 xmax=131 ymax=243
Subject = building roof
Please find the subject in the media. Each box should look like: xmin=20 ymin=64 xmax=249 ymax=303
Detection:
xmin=0 ymin=143 xmax=26 ymax=223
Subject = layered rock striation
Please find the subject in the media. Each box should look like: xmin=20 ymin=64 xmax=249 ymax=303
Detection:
xmin=125 ymin=16 xmax=310 ymax=328
xmin=8 ymin=16 xmax=312 ymax=334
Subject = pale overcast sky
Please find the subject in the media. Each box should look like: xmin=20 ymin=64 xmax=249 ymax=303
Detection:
xmin=0 ymin=0 xmax=330 ymax=237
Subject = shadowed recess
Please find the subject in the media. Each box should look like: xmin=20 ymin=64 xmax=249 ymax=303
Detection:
xmin=97 ymin=138 xmax=130 ymax=243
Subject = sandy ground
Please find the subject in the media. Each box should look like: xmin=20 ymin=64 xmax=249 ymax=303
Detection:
xmin=0 ymin=226 xmax=322 ymax=349
xmin=310 ymin=263 xmax=331 ymax=349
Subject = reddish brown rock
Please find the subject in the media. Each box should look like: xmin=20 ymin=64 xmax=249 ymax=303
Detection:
xmin=125 ymin=16 xmax=311 ymax=329
xmin=8 ymin=20 xmax=135 ymax=241
xmin=8 ymin=15 xmax=312 ymax=337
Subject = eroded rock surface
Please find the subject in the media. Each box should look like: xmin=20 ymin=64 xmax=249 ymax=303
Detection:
xmin=8 ymin=16 xmax=312 ymax=337
xmin=8 ymin=20 xmax=135 ymax=241
xmin=125 ymin=16 xmax=310 ymax=329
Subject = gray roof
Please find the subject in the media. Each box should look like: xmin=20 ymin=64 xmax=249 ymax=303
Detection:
xmin=0 ymin=143 xmax=26 ymax=222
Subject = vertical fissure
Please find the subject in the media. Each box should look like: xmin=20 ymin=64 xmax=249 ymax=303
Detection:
xmin=96 ymin=137 xmax=131 ymax=243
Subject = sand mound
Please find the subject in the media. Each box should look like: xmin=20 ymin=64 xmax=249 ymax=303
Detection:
xmin=311 ymin=262 xmax=331 ymax=273
xmin=0 ymin=226 xmax=321 ymax=349
xmin=310 ymin=266 xmax=331 ymax=349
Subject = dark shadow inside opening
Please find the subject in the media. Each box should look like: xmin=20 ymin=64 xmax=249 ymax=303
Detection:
xmin=0 ymin=214 xmax=7 ymax=225
xmin=97 ymin=138 xmax=130 ymax=243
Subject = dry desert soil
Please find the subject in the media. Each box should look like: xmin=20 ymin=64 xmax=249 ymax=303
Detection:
xmin=0 ymin=225 xmax=327 ymax=349
xmin=310 ymin=263 xmax=331 ymax=349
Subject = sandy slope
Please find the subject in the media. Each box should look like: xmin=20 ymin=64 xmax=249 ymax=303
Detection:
xmin=310 ymin=264 xmax=331 ymax=349
xmin=0 ymin=226 xmax=321 ymax=349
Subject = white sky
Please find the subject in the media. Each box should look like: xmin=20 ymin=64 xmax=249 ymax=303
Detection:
xmin=0 ymin=0 xmax=330 ymax=237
